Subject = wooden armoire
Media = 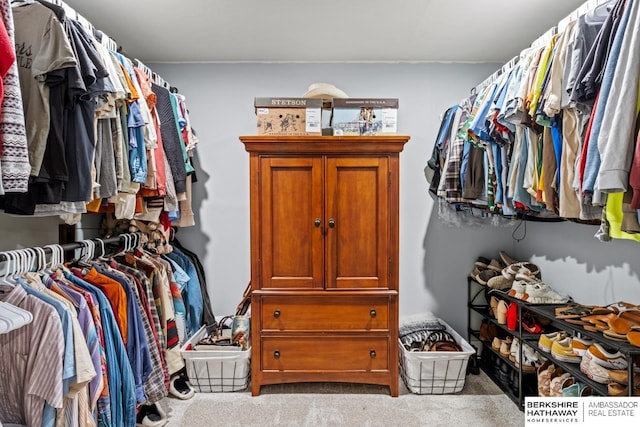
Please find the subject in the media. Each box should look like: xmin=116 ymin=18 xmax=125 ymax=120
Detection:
xmin=240 ymin=135 xmax=410 ymax=396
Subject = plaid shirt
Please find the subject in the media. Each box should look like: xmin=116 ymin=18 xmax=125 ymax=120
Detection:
xmin=110 ymin=260 xmax=169 ymax=402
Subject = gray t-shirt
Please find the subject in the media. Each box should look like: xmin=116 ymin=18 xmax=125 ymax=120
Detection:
xmin=12 ymin=2 xmax=76 ymax=176
xmin=568 ymin=0 xmax=621 ymax=103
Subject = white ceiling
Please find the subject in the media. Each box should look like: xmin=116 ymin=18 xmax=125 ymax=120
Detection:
xmin=62 ymin=0 xmax=586 ymax=64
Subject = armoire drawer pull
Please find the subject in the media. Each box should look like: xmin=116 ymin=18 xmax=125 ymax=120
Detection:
xmin=274 ymin=350 xmax=280 ymax=359
xmin=370 ymin=349 xmax=376 ymax=359
xmin=273 ymin=309 xmax=281 ymax=318
xmin=370 ymin=309 xmax=376 ymax=318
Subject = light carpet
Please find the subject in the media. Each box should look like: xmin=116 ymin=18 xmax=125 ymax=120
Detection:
xmin=161 ymin=371 xmax=524 ymax=426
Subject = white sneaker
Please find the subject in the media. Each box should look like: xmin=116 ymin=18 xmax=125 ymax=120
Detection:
xmin=508 ymin=280 xmax=528 ymax=299
xmin=525 ymin=282 xmax=569 ymax=304
xmin=586 ymin=343 xmax=628 ymax=370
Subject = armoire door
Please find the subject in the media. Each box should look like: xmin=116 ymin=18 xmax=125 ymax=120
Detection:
xmin=259 ymin=156 xmax=324 ymax=289
xmin=325 ymin=157 xmax=390 ymax=289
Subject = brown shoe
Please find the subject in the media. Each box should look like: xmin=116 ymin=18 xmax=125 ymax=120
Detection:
xmin=476 ymin=269 xmax=500 ymax=285
xmin=608 ymin=370 xmax=640 ymax=385
xmin=499 ymin=250 xmax=519 ymax=266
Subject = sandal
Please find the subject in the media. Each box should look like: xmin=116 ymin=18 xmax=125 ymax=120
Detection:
xmin=627 ymin=331 xmax=640 ymax=347
xmin=555 ymin=304 xmax=593 ymax=319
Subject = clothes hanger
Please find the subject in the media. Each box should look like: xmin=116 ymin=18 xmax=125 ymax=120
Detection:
xmin=0 ymin=248 xmax=34 ymax=331
xmin=11 ymin=1 xmax=35 ymax=7
xmin=0 ymin=250 xmax=16 ymax=284
xmin=0 ymin=300 xmax=32 ymax=333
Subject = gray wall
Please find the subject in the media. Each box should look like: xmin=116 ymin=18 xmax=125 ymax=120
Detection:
xmin=2 ymin=62 xmax=639 ymax=335
xmin=148 ymin=62 xmax=640 ymax=334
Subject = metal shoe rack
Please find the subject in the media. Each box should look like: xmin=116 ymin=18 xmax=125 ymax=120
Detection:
xmin=525 ymin=304 xmax=640 ymax=397
xmin=468 ymin=276 xmax=640 ymax=406
xmin=467 ymin=276 xmax=538 ymax=409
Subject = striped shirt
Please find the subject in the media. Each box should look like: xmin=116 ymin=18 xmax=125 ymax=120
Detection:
xmin=0 ymin=284 xmax=64 ymax=427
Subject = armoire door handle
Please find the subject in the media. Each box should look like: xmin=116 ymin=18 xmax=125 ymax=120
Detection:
xmin=328 ymin=218 xmax=335 ymax=228
xmin=314 ymin=218 xmax=321 ymax=228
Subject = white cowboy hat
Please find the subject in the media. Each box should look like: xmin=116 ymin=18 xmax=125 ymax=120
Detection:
xmin=303 ymin=83 xmax=348 ymax=99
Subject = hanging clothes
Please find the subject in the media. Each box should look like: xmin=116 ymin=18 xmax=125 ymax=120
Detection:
xmin=426 ymin=0 xmax=640 ymax=242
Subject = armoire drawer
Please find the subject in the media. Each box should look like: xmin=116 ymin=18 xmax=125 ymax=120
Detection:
xmin=261 ymin=295 xmax=389 ymax=331
xmin=261 ymin=336 xmax=389 ymax=371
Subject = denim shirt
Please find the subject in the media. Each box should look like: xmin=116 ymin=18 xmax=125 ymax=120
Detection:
xmin=64 ymin=272 xmax=136 ymax=427
xmin=165 ymin=248 xmax=204 ymax=338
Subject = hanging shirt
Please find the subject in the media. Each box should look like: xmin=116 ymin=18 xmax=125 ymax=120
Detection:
xmin=11 ymin=2 xmax=76 ymax=176
xmin=77 ymin=267 xmax=129 ymax=345
xmin=582 ymin=0 xmax=635 ymax=199
xmin=0 ymin=0 xmax=30 ymax=193
xmin=49 ymin=278 xmax=104 ymax=414
xmin=594 ymin=0 xmax=640 ymax=196
xmin=0 ymin=283 xmax=64 ymax=427
xmin=153 ymin=83 xmax=187 ymax=194
xmin=91 ymin=263 xmax=152 ymax=405
xmin=108 ymin=259 xmax=168 ymax=404
xmin=63 ymin=271 xmax=136 ymax=427
xmin=63 ymin=278 xmax=112 ymax=427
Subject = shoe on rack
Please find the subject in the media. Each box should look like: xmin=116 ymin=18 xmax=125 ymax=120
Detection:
xmin=628 ymin=331 xmax=640 ymax=347
xmin=562 ymin=381 xmax=592 ymax=397
xmin=487 ymin=274 xmax=514 ymax=290
xmin=584 ymin=358 xmax=612 ymax=384
xmin=521 ymin=312 xmax=544 ymax=334
xmin=586 ymin=343 xmax=628 ymax=370
xmin=476 ymin=269 xmax=501 ymax=285
xmin=474 ymin=256 xmax=491 ymax=269
xmin=490 ymin=295 xmax=500 ymax=318
xmin=537 ymin=359 xmax=556 ymax=397
xmin=550 ymin=337 xmax=582 ymax=363
xmin=136 ymin=403 xmax=168 ymax=427
xmin=479 ymin=319 xmax=490 ymax=341
xmin=506 ymin=303 xmax=518 ymax=331
xmin=491 ymin=337 xmax=503 ymax=351
xmin=498 ymin=360 xmax=511 ymax=386
xmin=608 ymin=370 xmax=640 ymax=386
xmin=497 ymin=300 xmax=509 ymax=325
xmin=481 ymin=320 xmax=498 ymax=343
xmin=499 ymin=250 xmax=519 ymax=266
xmin=505 ymin=262 xmax=541 ymax=280
xmin=515 ymin=343 xmax=541 ymax=372
xmin=571 ymin=337 xmax=594 ymax=357
xmin=524 ymin=282 xmax=569 ymax=304
xmin=500 ymin=337 xmax=513 ymax=358
xmin=169 ymin=375 xmax=196 ymax=400
xmin=508 ymin=280 xmax=528 ymax=300
xmin=538 ymin=331 xmax=566 ymax=353
xmin=509 ymin=337 xmax=520 ymax=363
xmin=487 ymin=258 xmax=507 ymax=272
xmin=550 ymin=373 xmax=573 ymax=397
xmin=509 ymin=368 xmax=519 ymax=396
